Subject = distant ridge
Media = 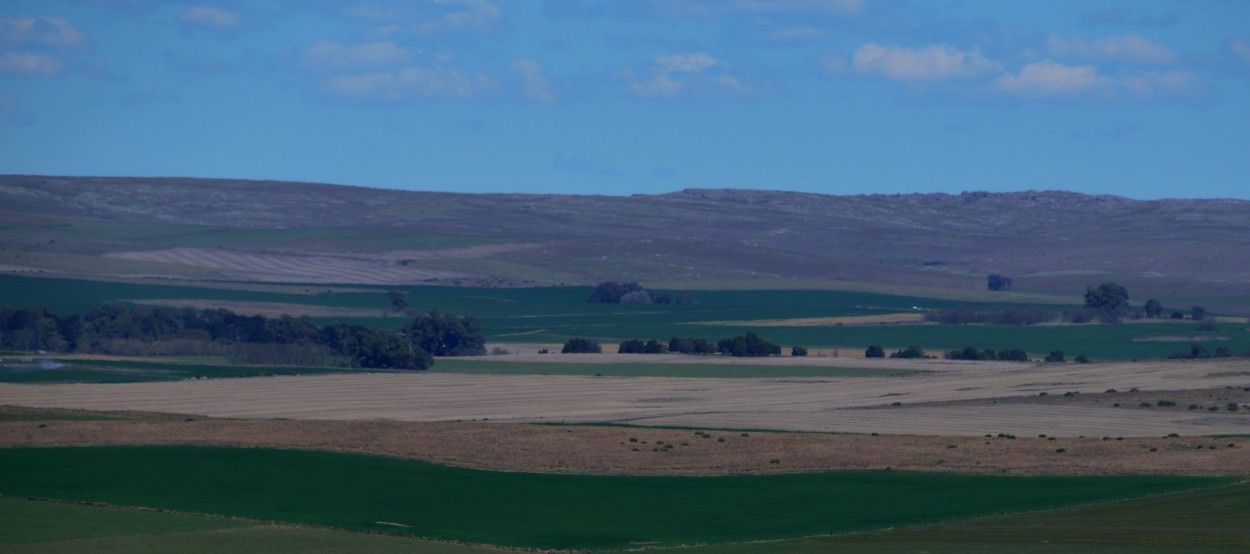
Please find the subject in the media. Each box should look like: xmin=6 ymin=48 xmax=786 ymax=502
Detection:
xmin=1 ymin=175 xmax=1248 ymax=303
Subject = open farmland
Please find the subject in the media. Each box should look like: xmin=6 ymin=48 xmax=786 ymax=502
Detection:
xmin=3 ymin=358 xmax=1248 ymax=438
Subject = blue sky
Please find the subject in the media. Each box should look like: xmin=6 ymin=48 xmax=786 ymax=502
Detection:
xmin=1 ymin=0 xmax=1247 ymax=199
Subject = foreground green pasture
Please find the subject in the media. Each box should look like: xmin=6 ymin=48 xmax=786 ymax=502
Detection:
xmin=431 ymin=359 xmax=922 ymax=378
xmin=4 ymin=483 xmax=1248 ymax=553
xmin=0 ymin=446 xmax=1233 ymax=550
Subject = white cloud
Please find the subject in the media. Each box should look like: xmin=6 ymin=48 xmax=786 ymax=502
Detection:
xmin=622 ymin=52 xmax=761 ymax=98
xmin=0 ymin=51 xmax=62 ymax=77
xmin=510 ymin=58 xmax=555 ymax=103
xmin=1047 ymin=34 xmax=1178 ymax=65
xmin=0 ymin=17 xmax=87 ymax=50
xmin=303 ymin=40 xmax=411 ymax=72
xmin=178 ymin=7 xmax=243 ymax=30
xmin=770 ymin=26 xmax=827 ymax=42
xmin=320 ymin=64 xmax=498 ymax=102
xmin=1231 ymin=39 xmax=1250 ymax=65
xmin=993 ymin=61 xmax=1201 ymax=101
xmin=651 ymin=0 xmax=862 ymax=18
xmin=419 ymin=0 xmax=501 ymax=34
xmin=993 ymin=61 xmax=1111 ymax=98
xmin=852 ymin=43 xmax=998 ymax=82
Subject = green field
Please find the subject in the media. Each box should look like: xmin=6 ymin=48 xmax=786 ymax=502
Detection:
xmin=0 ymin=446 xmax=1234 ymax=550
xmin=4 ymin=483 xmax=1248 ymax=553
xmin=4 ymin=274 xmax=1247 ymax=360
xmin=0 ymin=358 xmax=375 ymax=384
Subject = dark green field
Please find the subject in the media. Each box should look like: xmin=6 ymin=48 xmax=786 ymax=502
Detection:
xmin=0 ymin=358 xmax=371 ymax=384
xmin=6 ymin=274 xmax=1247 ymax=361
xmin=0 ymin=446 xmax=1234 ymax=550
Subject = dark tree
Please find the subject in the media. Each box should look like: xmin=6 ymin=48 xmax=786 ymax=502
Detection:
xmin=865 ymin=344 xmax=885 ymax=358
xmin=1169 ymin=311 xmax=1185 ymax=320
xmin=348 ymin=327 xmax=431 ymax=370
xmin=791 ymin=345 xmax=808 ymax=357
xmin=1083 ymin=283 xmax=1130 ymax=321
xmin=562 ymin=337 xmax=601 ymax=354
xmin=889 ymin=346 xmax=927 ymax=359
xmin=1044 ymin=350 xmax=1065 ymax=363
xmin=997 ymin=348 xmax=1029 ymax=362
xmin=1074 ymin=355 xmax=1090 ymax=364
xmin=387 ymin=291 xmax=408 ymax=314
xmin=643 ymin=339 xmax=665 ymax=354
xmin=587 ymin=281 xmax=646 ymax=303
xmin=1191 ymin=306 xmax=1206 ymax=321
xmin=717 ymin=333 xmax=781 ymax=357
xmin=402 ymin=311 xmax=486 ymax=356
xmin=618 ymin=339 xmax=646 ymax=354
xmin=987 ymin=274 xmax=1014 ymax=291
xmin=668 ymin=337 xmax=714 ymax=355
xmin=1143 ymin=299 xmax=1163 ymax=319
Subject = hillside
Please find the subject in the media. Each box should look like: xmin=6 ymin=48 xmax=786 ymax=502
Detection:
xmin=2 ymin=175 xmax=1248 ymax=308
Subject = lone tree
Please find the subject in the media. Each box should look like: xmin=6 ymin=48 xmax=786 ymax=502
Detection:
xmin=1143 ymin=299 xmax=1163 ymax=319
xmin=865 ymin=344 xmax=885 ymax=358
xmin=562 ymin=337 xmax=601 ymax=354
xmin=1083 ymin=282 xmax=1130 ymax=321
xmin=387 ymin=291 xmax=408 ymax=314
xmin=987 ymin=274 xmax=1014 ymax=291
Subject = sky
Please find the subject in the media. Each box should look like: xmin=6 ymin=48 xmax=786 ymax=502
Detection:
xmin=1 ymin=1 xmax=1248 ymax=199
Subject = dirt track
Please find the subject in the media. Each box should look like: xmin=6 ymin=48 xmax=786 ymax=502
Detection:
xmin=2 ymin=359 xmax=1248 ymax=438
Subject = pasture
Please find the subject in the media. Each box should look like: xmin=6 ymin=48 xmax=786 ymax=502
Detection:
xmin=0 ymin=446 xmax=1234 ymax=550
xmin=4 ymin=274 xmax=1246 ymax=360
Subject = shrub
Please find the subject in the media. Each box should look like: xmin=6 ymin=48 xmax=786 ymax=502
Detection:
xmin=997 ymin=348 xmax=1029 ymax=362
xmin=1074 ymin=355 xmax=1090 ymax=364
xmin=561 ymin=338 xmax=601 ymax=354
xmin=717 ymin=333 xmax=781 ymax=357
xmin=889 ymin=346 xmax=927 ymax=359
xmin=791 ymin=345 xmax=808 ymax=357
xmin=865 ymin=344 xmax=885 ymax=358
xmin=668 ymin=337 xmax=714 ymax=355
xmin=1044 ymin=350 xmax=1065 ymax=363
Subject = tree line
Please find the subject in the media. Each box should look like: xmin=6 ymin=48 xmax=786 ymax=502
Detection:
xmin=0 ymin=304 xmax=486 ymax=370
xmin=562 ymin=333 xmax=793 ymax=357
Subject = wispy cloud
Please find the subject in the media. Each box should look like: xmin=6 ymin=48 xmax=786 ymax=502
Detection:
xmin=621 ymin=52 xmax=765 ymax=98
xmin=993 ymin=61 xmax=1111 ymax=99
xmin=0 ymin=17 xmax=87 ymax=50
xmin=1231 ymin=39 xmax=1250 ymax=66
xmin=851 ymin=43 xmax=998 ymax=82
xmin=345 ymin=0 xmax=502 ymax=36
xmin=178 ymin=7 xmax=243 ymax=30
xmin=770 ymin=26 xmax=827 ymax=42
xmin=510 ymin=58 xmax=556 ymax=103
xmin=318 ymin=58 xmax=499 ymax=102
xmin=0 ymin=52 xmax=63 ymax=77
xmin=1047 ymin=34 xmax=1178 ymax=65
xmin=302 ymin=40 xmax=411 ymax=72
xmin=993 ymin=61 xmax=1202 ymax=102
xmin=546 ymin=0 xmax=862 ymax=20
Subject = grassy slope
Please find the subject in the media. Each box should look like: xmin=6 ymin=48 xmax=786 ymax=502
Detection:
xmin=4 ymin=483 xmax=1249 ymax=554
xmin=0 ymin=446 xmax=1233 ymax=550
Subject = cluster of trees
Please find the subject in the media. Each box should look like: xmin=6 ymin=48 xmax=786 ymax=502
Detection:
xmin=561 ymin=337 xmax=602 ymax=353
xmin=716 ymin=333 xmax=782 ymax=357
xmin=667 ymin=336 xmax=716 ymax=354
xmin=943 ymin=346 xmax=1031 ymax=362
xmin=0 ymin=304 xmax=487 ymax=371
xmin=618 ymin=339 xmax=666 ymax=354
xmin=1168 ymin=344 xmax=1236 ymax=360
xmin=865 ymin=345 xmax=932 ymax=359
xmin=586 ymin=282 xmax=695 ymax=305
